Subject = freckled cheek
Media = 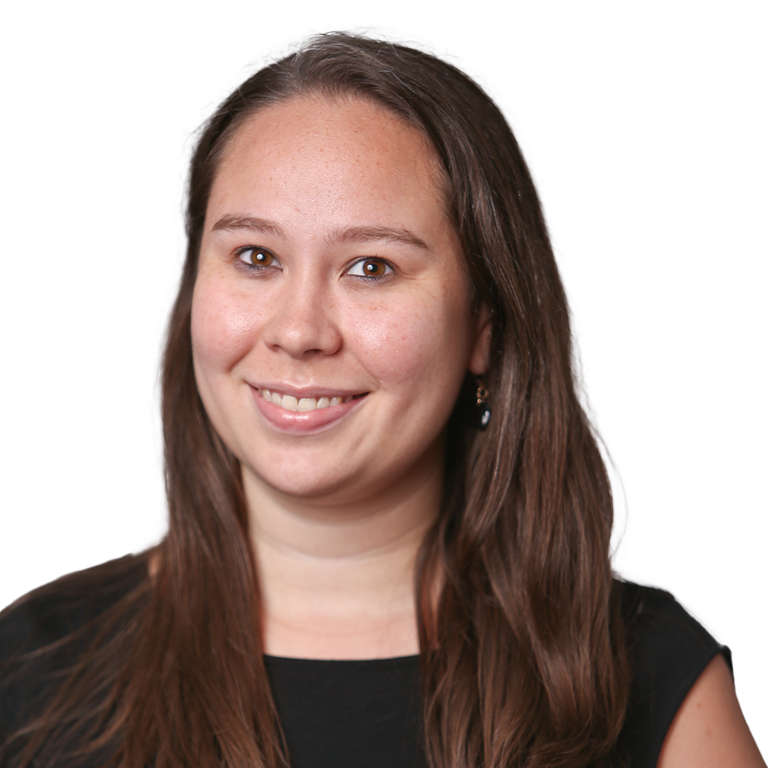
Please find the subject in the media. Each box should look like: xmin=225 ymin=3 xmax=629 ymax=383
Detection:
xmin=344 ymin=302 xmax=466 ymax=386
xmin=190 ymin=280 xmax=266 ymax=372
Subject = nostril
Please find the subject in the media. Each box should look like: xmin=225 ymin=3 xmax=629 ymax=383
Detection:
xmin=259 ymin=283 xmax=343 ymax=358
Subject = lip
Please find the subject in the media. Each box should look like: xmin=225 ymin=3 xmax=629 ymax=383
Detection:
xmin=250 ymin=385 xmax=368 ymax=434
xmin=253 ymin=382 xmax=366 ymax=400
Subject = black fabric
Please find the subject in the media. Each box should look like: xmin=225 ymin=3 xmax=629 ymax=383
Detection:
xmin=265 ymin=655 xmax=424 ymax=768
xmin=613 ymin=581 xmax=732 ymax=766
xmin=0 ymin=556 xmax=730 ymax=768
xmin=0 ymin=557 xmax=148 ymax=768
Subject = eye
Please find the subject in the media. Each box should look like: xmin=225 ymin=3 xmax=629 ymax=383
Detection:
xmin=346 ymin=258 xmax=394 ymax=278
xmin=236 ymin=247 xmax=278 ymax=268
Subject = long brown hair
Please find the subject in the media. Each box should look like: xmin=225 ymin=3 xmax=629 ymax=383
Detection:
xmin=3 ymin=33 xmax=628 ymax=768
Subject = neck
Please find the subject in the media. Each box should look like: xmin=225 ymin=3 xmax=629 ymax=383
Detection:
xmin=243 ymin=453 xmax=443 ymax=660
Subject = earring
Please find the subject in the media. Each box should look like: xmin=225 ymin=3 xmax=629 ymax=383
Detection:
xmin=474 ymin=378 xmax=491 ymax=430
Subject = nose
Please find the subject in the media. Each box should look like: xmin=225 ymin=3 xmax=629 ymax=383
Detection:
xmin=262 ymin=276 xmax=342 ymax=359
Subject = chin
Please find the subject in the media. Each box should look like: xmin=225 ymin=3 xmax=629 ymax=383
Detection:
xmin=243 ymin=461 xmax=357 ymax=503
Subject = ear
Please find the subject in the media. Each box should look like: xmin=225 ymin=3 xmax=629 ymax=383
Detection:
xmin=468 ymin=303 xmax=492 ymax=375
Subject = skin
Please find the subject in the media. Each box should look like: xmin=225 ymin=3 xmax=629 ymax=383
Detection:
xmin=189 ymin=94 xmax=765 ymax=764
xmin=191 ymin=95 xmax=490 ymax=658
xmin=658 ymin=655 xmax=765 ymax=767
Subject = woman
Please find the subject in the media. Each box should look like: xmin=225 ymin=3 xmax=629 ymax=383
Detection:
xmin=0 ymin=33 xmax=763 ymax=768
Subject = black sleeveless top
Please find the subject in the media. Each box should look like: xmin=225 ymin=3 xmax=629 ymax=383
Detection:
xmin=0 ymin=556 xmax=730 ymax=768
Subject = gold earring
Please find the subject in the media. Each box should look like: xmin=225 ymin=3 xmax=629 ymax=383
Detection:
xmin=474 ymin=378 xmax=491 ymax=430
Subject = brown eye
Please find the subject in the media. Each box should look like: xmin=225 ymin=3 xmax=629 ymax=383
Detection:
xmin=238 ymin=247 xmax=276 ymax=267
xmin=348 ymin=258 xmax=393 ymax=278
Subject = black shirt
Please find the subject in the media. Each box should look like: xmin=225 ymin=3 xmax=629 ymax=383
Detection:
xmin=0 ymin=556 xmax=730 ymax=768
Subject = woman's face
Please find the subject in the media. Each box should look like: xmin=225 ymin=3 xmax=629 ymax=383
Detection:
xmin=191 ymin=96 xmax=490 ymax=506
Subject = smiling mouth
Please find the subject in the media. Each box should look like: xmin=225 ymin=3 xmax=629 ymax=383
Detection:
xmin=259 ymin=389 xmax=366 ymax=413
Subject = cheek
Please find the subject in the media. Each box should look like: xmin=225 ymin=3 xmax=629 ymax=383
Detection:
xmin=190 ymin=274 xmax=261 ymax=376
xmin=346 ymin=285 xmax=473 ymax=390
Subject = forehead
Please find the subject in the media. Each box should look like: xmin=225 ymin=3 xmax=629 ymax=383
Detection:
xmin=209 ymin=95 xmax=448 ymax=218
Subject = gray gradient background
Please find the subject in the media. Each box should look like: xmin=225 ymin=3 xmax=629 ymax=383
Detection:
xmin=1 ymin=0 xmax=765 ymax=751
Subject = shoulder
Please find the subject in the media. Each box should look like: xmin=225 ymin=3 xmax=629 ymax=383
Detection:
xmin=613 ymin=580 xmax=732 ymax=767
xmin=617 ymin=580 xmax=730 ymax=687
xmin=0 ymin=553 xmax=149 ymax=659
xmin=0 ymin=554 xmax=150 ymax=751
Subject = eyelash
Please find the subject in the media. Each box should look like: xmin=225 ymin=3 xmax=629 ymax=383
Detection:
xmin=234 ymin=247 xmax=395 ymax=280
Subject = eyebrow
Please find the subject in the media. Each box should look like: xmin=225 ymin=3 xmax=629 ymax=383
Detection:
xmin=211 ymin=214 xmax=286 ymax=238
xmin=211 ymin=214 xmax=428 ymax=250
xmin=325 ymin=225 xmax=429 ymax=250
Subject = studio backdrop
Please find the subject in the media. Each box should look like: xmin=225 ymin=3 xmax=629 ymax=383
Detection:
xmin=1 ymin=0 xmax=765 ymax=751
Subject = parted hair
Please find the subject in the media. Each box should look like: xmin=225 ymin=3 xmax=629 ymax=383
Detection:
xmin=3 ymin=33 xmax=628 ymax=768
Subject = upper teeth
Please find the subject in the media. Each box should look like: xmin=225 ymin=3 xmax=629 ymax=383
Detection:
xmin=261 ymin=389 xmax=352 ymax=412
